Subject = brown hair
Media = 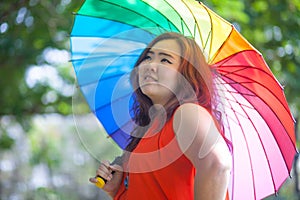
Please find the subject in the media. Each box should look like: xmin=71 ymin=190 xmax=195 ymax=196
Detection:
xmin=126 ymin=32 xmax=221 ymax=152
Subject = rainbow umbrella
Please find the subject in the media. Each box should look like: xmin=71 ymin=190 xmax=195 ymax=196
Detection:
xmin=70 ymin=0 xmax=297 ymax=199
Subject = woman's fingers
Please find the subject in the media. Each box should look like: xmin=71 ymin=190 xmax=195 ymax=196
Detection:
xmin=109 ymin=164 xmax=123 ymax=172
xmin=90 ymin=161 xmax=124 ymax=186
xmin=101 ymin=160 xmax=111 ymax=168
xmin=96 ymin=160 xmax=114 ymax=181
xmin=89 ymin=177 xmax=97 ymax=183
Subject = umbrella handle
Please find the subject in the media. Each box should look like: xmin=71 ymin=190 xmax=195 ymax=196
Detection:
xmin=94 ymin=176 xmax=106 ymax=188
xmin=94 ymin=171 xmax=115 ymax=189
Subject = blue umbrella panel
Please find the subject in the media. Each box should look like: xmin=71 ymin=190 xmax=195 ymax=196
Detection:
xmin=71 ymin=15 xmax=161 ymax=149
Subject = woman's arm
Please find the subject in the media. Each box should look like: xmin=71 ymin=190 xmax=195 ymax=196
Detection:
xmin=173 ymin=103 xmax=232 ymax=200
xmin=193 ymin=139 xmax=231 ymax=199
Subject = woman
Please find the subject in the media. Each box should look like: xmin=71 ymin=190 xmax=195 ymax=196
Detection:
xmin=90 ymin=32 xmax=232 ymax=200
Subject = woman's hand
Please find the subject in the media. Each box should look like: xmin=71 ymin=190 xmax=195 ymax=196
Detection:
xmin=89 ymin=160 xmax=123 ymax=198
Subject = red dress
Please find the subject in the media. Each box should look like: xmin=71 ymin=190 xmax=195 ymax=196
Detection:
xmin=114 ymin=114 xmax=229 ymax=200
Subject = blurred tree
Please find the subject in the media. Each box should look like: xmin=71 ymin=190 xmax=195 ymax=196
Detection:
xmin=0 ymin=0 xmax=81 ymax=122
xmin=0 ymin=0 xmax=84 ymax=150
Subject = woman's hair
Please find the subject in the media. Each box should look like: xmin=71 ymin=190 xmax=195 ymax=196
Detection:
xmin=126 ymin=32 xmax=221 ymax=152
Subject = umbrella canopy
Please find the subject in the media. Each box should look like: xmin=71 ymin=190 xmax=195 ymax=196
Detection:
xmin=70 ymin=0 xmax=297 ymax=199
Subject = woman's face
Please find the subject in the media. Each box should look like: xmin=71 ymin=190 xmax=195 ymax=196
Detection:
xmin=138 ymin=39 xmax=182 ymax=105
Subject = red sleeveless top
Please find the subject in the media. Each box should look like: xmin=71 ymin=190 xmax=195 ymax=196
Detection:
xmin=114 ymin=115 xmax=229 ymax=200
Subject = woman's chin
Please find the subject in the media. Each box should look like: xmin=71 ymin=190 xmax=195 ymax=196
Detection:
xmin=141 ymin=87 xmax=156 ymax=98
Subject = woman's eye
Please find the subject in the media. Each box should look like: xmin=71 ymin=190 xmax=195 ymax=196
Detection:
xmin=142 ymin=55 xmax=151 ymax=62
xmin=161 ymin=58 xmax=172 ymax=64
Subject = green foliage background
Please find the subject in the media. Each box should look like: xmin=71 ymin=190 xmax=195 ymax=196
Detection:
xmin=0 ymin=0 xmax=299 ymax=199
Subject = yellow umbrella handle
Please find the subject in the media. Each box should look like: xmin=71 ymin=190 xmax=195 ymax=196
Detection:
xmin=94 ymin=171 xmax=115 ymax=188
xmin=94 ymin=176 xmax=106 ymax=188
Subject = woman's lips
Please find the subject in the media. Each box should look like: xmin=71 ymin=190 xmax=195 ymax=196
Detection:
xmin=144 ymin=75 xmax=157 ymax=82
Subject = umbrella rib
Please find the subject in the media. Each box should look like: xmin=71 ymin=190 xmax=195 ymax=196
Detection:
xmin=167 ymin=19 xmax=174 ymax=33
xmin=221 ymin=98 xmax=245 ymax=200
xmin=70 ymin=33 xmax=152 ymax=45
xmin=201 ymin=3 xmax=219 ymax=63
xmin=213 ymin=58 xmax=276 ymax=79
xmin=221 ymin=70 xmax=295 ymax=142
xmin=215 ymin=76 xmax=282 ymax=197
xmin=220 ymin=109 xmax=236 ymax=200
xmin=215 ymin=92 xmax=260 ymax=114
xmin=70 ymin=53 xmax=140 ymax=63
xmin=222 ymin=72 xmax=293 ymax=125
xmin=109 ymin=0 xmax=183 ymax=33
xmin=77 ymin=72 xmax=128 ymax=88
xmin=143 ymin=0 xmax=193 ymax=36
xmin=181 ymin=0 xmax=205 ymax=48
xmin=211 ymin=48 xmax=246 ymax=67
xmin=219 ymin=75 xmax=293 ymax=195
xmin=93 ymin=92 xmax=134 ymax=140
xmin=203 ymin=31 xmax=212 ymax=53
xmin=223 ymin=84 xmax=259 ymax=199
xmin=69 ymin=54 xmax=139 ymax=62
xmin=217 ymin=65 xmax=251 ymax=75
xmin=214 ymin=62 xmax=293 ymax=117
xmin=107 ymin=119 xmax=134 ymax=140
xmin=73 ymin=13 xmax=163 ymax=34
xmin=218 ymin=65 xmax=277 ymax=83
xmin=216 ymin=81 xmax=256 ymax=93
xmin=215 ymin=96 xmax=254 ymax=113
xmin=214 ymin=78 xmax=245 ymax=200
xmin=94 ymin=92 xmax=132 ymax=114
xmin=148 ymin=0 xmax=183 ymax=34
xmin=214 ymin=79 xmax=261 ymax=123
xmin=79 ymin=0 xmax=177 ymax=33
xmin=212 ymin=50 xmax=283 ymax=91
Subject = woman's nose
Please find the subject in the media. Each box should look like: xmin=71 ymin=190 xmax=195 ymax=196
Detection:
xmin=143 ymin=62 xmax=158 ymax=72
xmin=149 ymin=62 xmax=158 ymax=72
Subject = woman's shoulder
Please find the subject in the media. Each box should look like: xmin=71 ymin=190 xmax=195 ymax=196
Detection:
xmin=172 ymin=103 xmax=224 ymax=162
xmin=172 ymin=103 xmax=216 ymax=146
xmin=173 ymin=103 xmax=212 ymax=123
